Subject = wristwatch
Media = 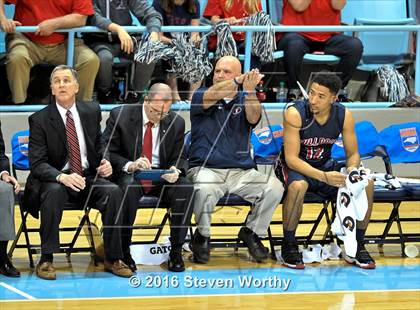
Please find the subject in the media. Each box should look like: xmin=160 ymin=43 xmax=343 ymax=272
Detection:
xmin=233 ymin=77 xmax=242 ymax=86
xmin=242 ymin=91 xmax=256 ymax=97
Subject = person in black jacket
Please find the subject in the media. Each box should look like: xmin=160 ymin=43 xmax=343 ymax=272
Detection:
xmin=25 ymin=65 xmax=132 ymax=280
xmin=0 ymin=120 xmax=20 ymax=277
xmin=86 ymin=0 xmax=163 ymax=104
xmin=103 ymin=83 xmax=194 ymax=272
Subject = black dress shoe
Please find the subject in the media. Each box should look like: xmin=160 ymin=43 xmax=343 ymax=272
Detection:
xmin=238 ymin=227 xmax=269 ymax=263
xmin=167 ymin=252 xmax=185 ymax=272
xmin=122 ymin=254 xmax=137 ymax=272
xmin=191 ymin=229 xmax=210 ymax=264
xmin=0 ymin=259 xmax=21 ymax=278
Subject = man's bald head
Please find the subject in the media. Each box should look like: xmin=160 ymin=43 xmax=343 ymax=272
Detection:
xmin=144 ymin=83 xmax=173 ymax=123
xmin=148 ymin=83 xmax=172 ymax=101
xmin=213 ymin=56 xmax=242 ymax=84
xmin=218 ymin=56 xmax=242 ymax=73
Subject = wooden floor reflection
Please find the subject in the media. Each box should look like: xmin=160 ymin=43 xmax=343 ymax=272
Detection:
xmin=1 ymin=201 xmax=419 ymax=309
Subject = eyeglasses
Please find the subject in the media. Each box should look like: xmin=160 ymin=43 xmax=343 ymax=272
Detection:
xmin=149 ymin=107 xmax=169 ymax=118
xmin=147 ymin=103 xmax=169 ymax=118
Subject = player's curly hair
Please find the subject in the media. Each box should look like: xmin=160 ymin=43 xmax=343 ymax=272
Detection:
xmin=311 ymin=73 xmax=342 ymax=95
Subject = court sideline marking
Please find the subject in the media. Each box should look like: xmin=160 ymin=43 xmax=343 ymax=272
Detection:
xmin=1 ymin=288 xmax=419 ymax=303
xmin=0 ymin=282 xmax=36 ymax=300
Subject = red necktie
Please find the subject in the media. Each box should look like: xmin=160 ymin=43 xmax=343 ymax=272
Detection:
xmin=65 ymin=110 xmax=83 ymax=176
xmin=140 ymin=121 xmax=153 ymax=193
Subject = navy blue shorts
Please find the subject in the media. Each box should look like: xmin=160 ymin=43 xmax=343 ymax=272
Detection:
xmin=276 ymin=158 xmax=344 ymax=199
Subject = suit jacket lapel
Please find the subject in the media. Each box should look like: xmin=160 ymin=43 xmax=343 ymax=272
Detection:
xmin=159 ymin=116 xmax=170 ymax=166
xmin=132 ymin=105 xmax=143 ymax=160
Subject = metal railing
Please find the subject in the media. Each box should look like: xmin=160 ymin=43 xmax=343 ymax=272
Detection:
xmin=2 ymin=24 xmax=420 ymax=99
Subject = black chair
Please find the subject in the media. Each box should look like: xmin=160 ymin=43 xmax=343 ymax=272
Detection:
xmin=128 ymin=132 xmax=254 ymax=251
xmin=182 ymin=131 xmax=264 ymax=251
xmin=331 ymin=121 xmax=417 ymax=255
xmin=366 ymin=122 xmax=420 ymax=254
xmin=265 ymin=170 xmax=336 ymax=258
xmin=130 ymin=195 xmax=171 ymax=245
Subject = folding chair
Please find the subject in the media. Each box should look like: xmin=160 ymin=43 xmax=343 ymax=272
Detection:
xmin=130 ymin=195 xmax=171 ymax=245
xmin=130 ymin=188 xmax=253 ymax=249
xmin=375 ymin=122 xmax=420 ymax=252
xmin=332 ymin=120 xmax=393 ymax=173
xmin=127 ymin=131 xmax=253 ymax=250
xmin=182 ymin=131 xmax=256 ymax=250
xmin=7 ymin=130 xmax=98 ymax=268
xmin=267 ymin=190 xmax=335 ymax=260
xmin=332 ymin=121 xmax=415 ymax=255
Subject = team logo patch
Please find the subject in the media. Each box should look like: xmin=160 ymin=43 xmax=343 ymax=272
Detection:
xmin=340 ymin=192 xmax=351 ymax=208
xmin=253 ymin=126 xmax=283 ymax=145
xmin=232 ymin=106 xmax=242 ymax=115
xmin=342 ymin=216 xmax=355 ymax=232
xmin=400 ymin=127 xmax=419 ymax=153
xmin=18 ymin=135 xmax=29 ymax=155
xmin=348 ymin=170 xmax=360 ymax=184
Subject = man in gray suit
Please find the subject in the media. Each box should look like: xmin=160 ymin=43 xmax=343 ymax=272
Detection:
xmin=0 ymin=121 xmax=21 ymax=277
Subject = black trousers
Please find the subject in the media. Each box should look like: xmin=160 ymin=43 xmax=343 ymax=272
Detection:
xmin=277 ymin=33 xmax=363 ymax=88
xmin=39 ymin=175 xmax=124 ymax=261
xmin=117 ymin=174 xmax=194 ymax=254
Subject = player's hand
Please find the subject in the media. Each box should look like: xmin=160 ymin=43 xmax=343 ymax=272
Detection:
xmin=324 ymin=171 xmax=346 ymax=187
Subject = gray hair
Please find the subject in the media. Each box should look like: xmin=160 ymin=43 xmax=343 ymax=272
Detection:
xmin=50 ymin=65 xmax=79 ymax=84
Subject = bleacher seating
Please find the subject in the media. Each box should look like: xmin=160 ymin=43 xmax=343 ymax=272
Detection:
xmin=342 ymin=0 xmax=415 ymax=71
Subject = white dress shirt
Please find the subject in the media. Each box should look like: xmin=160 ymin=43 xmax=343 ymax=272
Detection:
xmin=123 ymin=105 xmax=161 ymax=173
xmin=56 ymin=102 xmax=89 ymax=171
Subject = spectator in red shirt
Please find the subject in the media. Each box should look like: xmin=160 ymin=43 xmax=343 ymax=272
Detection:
xmin=203 ymin=0 xmax=262 ymax=68
xmin=277 ymin=0 xmax=363 ymax=100
xmin=0 ymin=0 xmax=99 ymax=104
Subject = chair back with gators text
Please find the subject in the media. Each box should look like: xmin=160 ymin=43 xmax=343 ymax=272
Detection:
xmin=7 ymin=130 xmax=98 ymax=268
